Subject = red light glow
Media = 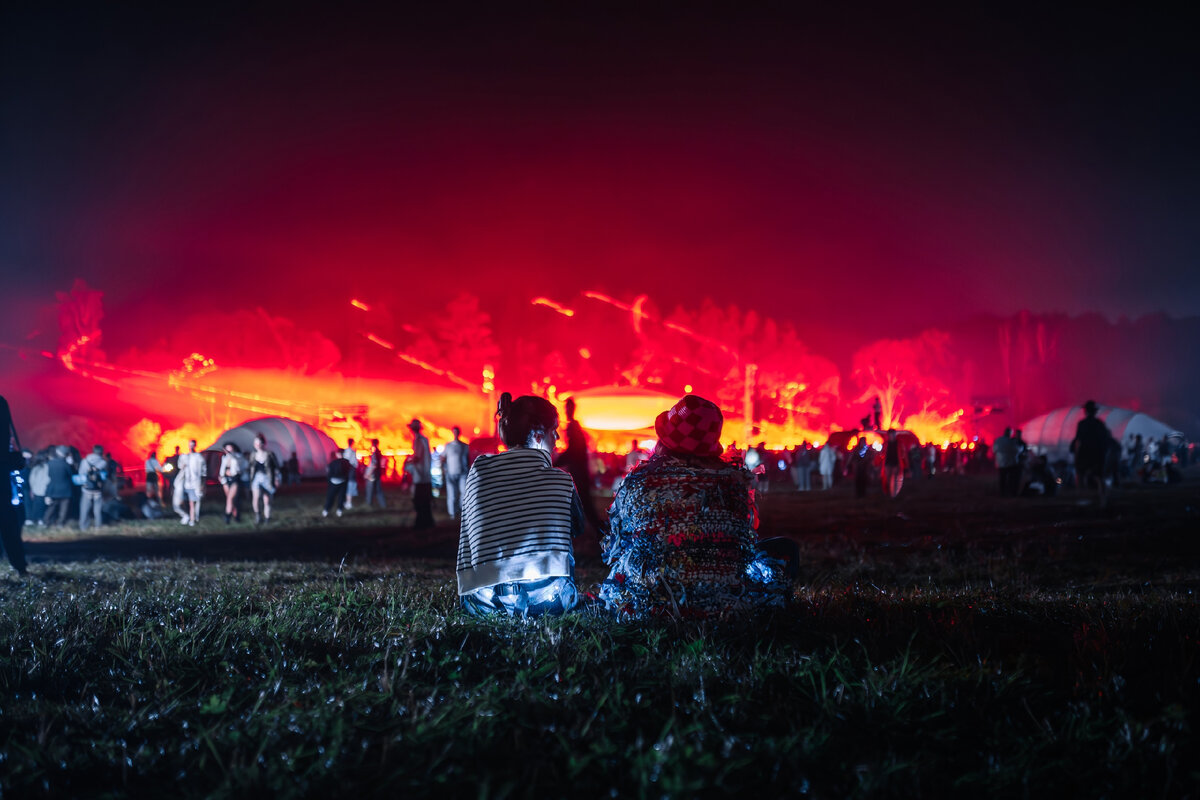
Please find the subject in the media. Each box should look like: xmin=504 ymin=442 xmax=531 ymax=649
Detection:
xmin=532 ymin=297 xmax=576 ymax=317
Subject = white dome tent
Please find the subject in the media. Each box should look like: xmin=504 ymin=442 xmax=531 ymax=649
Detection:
xmin=1020 ymin=404 xmax=1184 ymax=461
xmin=204 ymin=417 xmax=339 ymax=479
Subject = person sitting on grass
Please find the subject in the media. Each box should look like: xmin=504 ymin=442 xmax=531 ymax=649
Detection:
xmin=456 ymin=392 xmax=584 ymax=618
xmin=599 ymin=394 xmax=797 ymax=619
xmin=323 ymin=449 xmax=351 ymax=518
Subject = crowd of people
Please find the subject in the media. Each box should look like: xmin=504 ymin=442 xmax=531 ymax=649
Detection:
xmin=4 ymin=391 xmax=1194 ymax=622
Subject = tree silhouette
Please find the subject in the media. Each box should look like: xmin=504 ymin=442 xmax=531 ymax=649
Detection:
xmin=851 ymin=331 xmax=953 ymax=429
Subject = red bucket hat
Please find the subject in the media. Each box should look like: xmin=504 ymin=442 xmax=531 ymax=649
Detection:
xmin=655 ymin=395 xmax=724 ymax=457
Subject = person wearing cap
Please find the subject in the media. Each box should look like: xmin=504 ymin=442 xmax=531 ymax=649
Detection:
xmin=598 ymin=394 xmax=796 ymax=618
xmin=456 ymin=393 xmax=584 ymax=617
xmin=1071 ymin=400 xmax=1114 ymax=505
xmin=406 ymin=420 xmax=434 ymax=529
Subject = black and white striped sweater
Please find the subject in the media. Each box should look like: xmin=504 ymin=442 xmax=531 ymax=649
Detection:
xmin=456 ymin=448 xmax=583 ymax=595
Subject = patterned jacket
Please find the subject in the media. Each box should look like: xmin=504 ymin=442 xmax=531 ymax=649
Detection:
xmin=600 ymin=450 xmax=787 ymax=618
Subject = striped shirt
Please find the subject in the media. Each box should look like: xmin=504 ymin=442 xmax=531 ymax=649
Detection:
xmin=456 ymin=447 xmax=583 ymax=595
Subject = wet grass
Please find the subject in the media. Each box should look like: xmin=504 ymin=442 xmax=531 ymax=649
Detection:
xmin=3 ymin=475 xmax=1200 ymax=797
xmin=2 ymin=561 xmax=1198 ymax=797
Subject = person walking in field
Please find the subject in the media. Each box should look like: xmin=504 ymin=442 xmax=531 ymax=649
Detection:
xmin=881 ymin=429 xmax=905 ymax=498
xmin=177 ymin=439 xmax=207 ymax=526
xmin=218 ymin=442 xmax=244 ymax=523
xmin=791 ymin=444 xmax=813 ymax=491
xmin=851 ymin=436 xmax=873 ymax=498
xmin=818 ymin=442 xmax=837 ymax=489
xmin=342 ymin=439 xmax=358 ymax=509
xmin=78 ymin=445 xmax=107 ymax=531
xmin=441 ymin=427 xmax=470 ymax=520
xmin=322 ymin=449 xmax=351 ymax=517
xmin=406 ymin=420 xmax=434 ymax=529
xmin=26 ymin=449 xmax=49 ymax=525
xmin=42 ymin=446 xmax=74 ymax=527
xmin=993 ymin=428 xmax=1017 ymax=497
xmin=284 ymin=451 xmax=301 ymax=484
xmin=554 ymin=399 xmax=603 ymax=531
xmin=364 ymin=439 xmax=386 ymax=509
xmin=103 ymin=451 xmax=123 ymax=500
xmin=144 ymin=449 xmax=163 ymax=506
xmin=1072 ymin=400 xmax=1114 ymax=507
xmin=248 ymin=434 xmax=280 ymax=525
xmin=457 ymin=393 xmax=583 ymax=617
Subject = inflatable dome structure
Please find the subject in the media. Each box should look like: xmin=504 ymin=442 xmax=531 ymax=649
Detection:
xmin=1020 ymin=405 xmax=1184 ymax=461
xmin=204 ymin=417 xmax=339 ymax=479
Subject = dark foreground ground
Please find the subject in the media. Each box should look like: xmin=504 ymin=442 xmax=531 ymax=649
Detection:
xmin=3 ymin=472 xmax=1200 ymax=797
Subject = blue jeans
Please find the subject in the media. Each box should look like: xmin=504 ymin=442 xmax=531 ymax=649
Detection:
xmin=79 ymin=489 xmax=103 ymax=530
xmin=444 ymin=474 xmax=465 ymax=519
xmin=461 ymin=576 xmax=579 ymax=618
xmin=366 ymin=478 xmax=385 ymax=508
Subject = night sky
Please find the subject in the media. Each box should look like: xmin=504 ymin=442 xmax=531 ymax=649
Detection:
xmin=2 ymin=4 xmax=1198 ymax=352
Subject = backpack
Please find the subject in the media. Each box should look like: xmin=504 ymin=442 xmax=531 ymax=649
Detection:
xmin=84 ymin=462 xmax=104 ymax=492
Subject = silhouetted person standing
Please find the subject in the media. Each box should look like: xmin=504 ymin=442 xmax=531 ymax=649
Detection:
xmin=851 ymin=436 xmax=873 ymax=498
xmin=144 ymin=450 xmax=163 ymax=506
xmin=441 ymin=427 xmax=469 ymax=520
xmin=365 ymin=439 xmax=386 ymax=509
xmin=554 ymin=398 xmax=602 ymax=531
xmin=791 ymin=444 xmax=812 ymax=491
xmin=1 ymin=396 xmax=29 ymax=575
xmin=1072 ymin=400 xmax=1114 ymax=507
xmin=342 ymin=439 xmax=358 ymax=509
xmin=993 ymin=427 xmax=1018 ymax=496
xmin=178 ymin=439 xmax=207 ymax=526
xmin=285 ymin=451 xmax=301 ymax=484
xmin=882 ymin=429 xmax=904 ymax=498
xmin=323 ymin=449 xmax=351 ymax=517
xmin=818 ymin=443 xmax=837 ymax=490
xmin=78 ymin=444 xmax=107 ymax=531
xmin=43 ymin=446 xmax=74 ymax=527
xmin=407 ymin=419 xmax=434 ymax=529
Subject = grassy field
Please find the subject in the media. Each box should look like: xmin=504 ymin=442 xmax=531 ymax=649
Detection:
xmin=3 ymin=474 xmax=1200 ymax=797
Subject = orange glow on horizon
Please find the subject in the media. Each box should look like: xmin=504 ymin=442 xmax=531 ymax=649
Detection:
xmin=37 ymin=285 xmax=991 ymax=467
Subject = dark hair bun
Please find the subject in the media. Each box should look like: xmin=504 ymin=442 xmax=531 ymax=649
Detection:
xmin=496 ymin=392 xmax=513 ymax=417
xmin=496 ymin=393 xmax=558 ymax=448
